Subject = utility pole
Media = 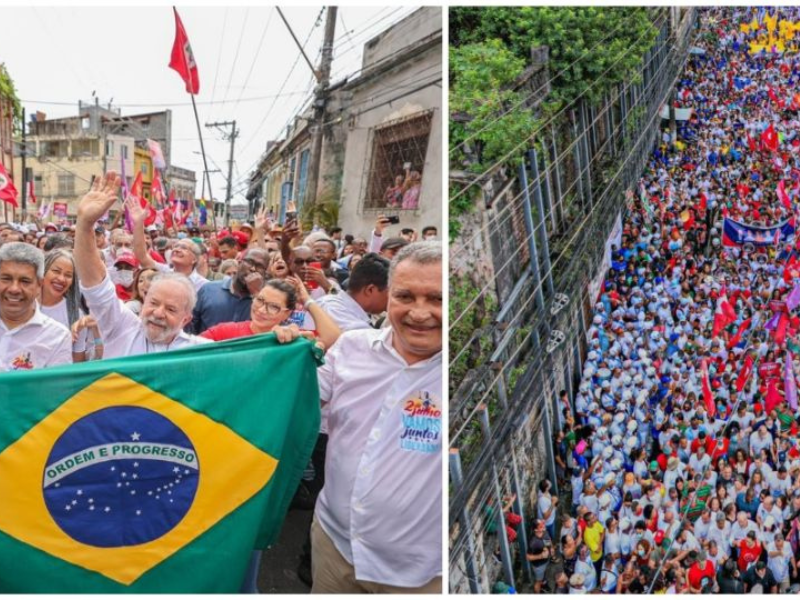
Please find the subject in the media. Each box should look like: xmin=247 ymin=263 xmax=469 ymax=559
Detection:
xmin=303 ymin=7 xmax=337 ymax=213
xmin=205 ymin=120 xmax=238 ymax=227
xmin=21 ymin=107 xmax=26 ymax=219
xmin=278 ymin=6 xmax=336 ymax=214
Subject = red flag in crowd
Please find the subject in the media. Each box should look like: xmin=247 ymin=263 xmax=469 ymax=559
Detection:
xmin=701 ymin=359 xmax=715 ymax=418
xmin=712 ymin=293 xmax=737 ymax=336
xmin=727 ymin=318 xmax=751 ymax=349
xmin=748 ymin=133 xmax=757 ymax=152
xmin=762 ymin=123 xmax=779 ymax=152
xmin=0 ymin=163 xmax=18 ymax=208
xmin=169 ymin=8 xmax=199 ymax=95
xmin=26 ymin=180 xmax=36 ymax=204
xmin=778 ymin=179 xmax=792 ymax=210
xmin=736 ymin=355 xmax=754 ymax=392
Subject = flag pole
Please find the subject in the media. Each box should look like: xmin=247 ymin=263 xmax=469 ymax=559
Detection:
xmin=190 ymin=95 xmax=216 ymax=231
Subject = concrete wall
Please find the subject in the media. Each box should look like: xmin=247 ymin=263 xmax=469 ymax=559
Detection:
xmin=362 ymin=8 xmax=441 ymax=69
xmin=338 ymin=42 xmax=442 ymax=238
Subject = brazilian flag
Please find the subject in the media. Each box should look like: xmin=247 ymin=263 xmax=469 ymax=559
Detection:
xmin=0 ymin=334 xmax=321 ymax=592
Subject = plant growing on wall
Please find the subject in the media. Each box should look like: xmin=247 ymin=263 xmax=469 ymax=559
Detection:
xmin=450 ymin=7 xmax=659 ymax=108
xmin=0 ymin=63 xmax=22 ymax=134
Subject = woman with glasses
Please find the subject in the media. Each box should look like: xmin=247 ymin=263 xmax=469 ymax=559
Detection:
xmin=198 ymin=277 xmax=341 ymax=349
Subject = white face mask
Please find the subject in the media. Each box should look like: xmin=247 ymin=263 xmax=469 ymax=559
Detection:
xmin=111 ymin=268 xmax=134 ymax=288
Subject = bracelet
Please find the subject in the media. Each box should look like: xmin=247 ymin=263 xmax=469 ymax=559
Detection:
xmin=94 ymin=338 xmax=104 ymax=345
xmin=303 ymin=298 xmax=316 ymax=310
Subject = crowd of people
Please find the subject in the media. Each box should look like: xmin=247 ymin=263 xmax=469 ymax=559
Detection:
xmin=0 ymin=172 xmax=442 ymax=594
xmin=519 ymin=7 xmax=800 ymax=595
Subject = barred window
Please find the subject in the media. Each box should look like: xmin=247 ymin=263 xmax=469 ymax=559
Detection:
xmin=57 ymin=173 xmax=75 ymax=197
xmin=362 ymin=110 xmax=433 ymax=211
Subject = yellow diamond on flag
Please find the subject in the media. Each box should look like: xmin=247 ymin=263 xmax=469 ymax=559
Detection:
xmin=0 ymin=373 xmax=277 ymax=585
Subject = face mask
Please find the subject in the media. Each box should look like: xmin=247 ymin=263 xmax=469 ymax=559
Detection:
xmin=177 ymin=232 xmax=187 ymax=240
xmin=111 ymin=268 xmax=134 ymax=288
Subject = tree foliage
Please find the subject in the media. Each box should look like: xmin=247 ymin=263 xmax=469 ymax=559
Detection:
xmin=450 ymin=7 xmax=659 ymax=108
xmin=0 ymin=63 xmax=22 ymax=133
xmin=450 ymin=40 xmax=539 ymax=173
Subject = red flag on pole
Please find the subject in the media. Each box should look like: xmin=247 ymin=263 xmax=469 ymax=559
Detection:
xmin=736 ymin=355 xmax=755 ymax=392
xmin=778 ymin=180 xmax=792 ymax=210
xmin=26 ymin=180 xmax=36 ymax=204
xmin=0 ymin=163 xmax=18 ymax=208
xmin=701 ymin=359 xmax=716 ymax=418
xmin=762 ymin=123 xmax=779 ymax=152
xmin=169 ymin=8 xmax=199 ymax=95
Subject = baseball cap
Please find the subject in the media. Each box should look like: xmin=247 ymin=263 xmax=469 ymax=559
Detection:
xmin=114 ymin=254 xmax=140 ymax=269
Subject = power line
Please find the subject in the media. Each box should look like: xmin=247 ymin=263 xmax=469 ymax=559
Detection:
xmin=235 ymin=7 xmax=324 ymax=159
xmin=20 ymin=89 xmax=312 ymax=109
xmin=449 ymin=16 xmax=671 ymax=334
xmin=207 ymin=7 xmax=229 ymax=116
xmin=448 ymin=12 xmax=667 ymax=209
xmin=449 ymin=30 xmax=690 ymax=446
xmin=218 ymin=8 xmax=251 ymax=113
xmin=230 ymin=7 xmax=276 ymax=115
xmin=449 ymin=11 xmax=642 ymax=158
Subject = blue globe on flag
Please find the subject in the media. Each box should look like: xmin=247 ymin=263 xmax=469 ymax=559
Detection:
xmin=42 ymin=406 xmax=199 ymax=548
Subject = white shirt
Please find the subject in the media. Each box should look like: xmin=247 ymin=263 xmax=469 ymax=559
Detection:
xmin=767 ymin=541 xmax=793 ymax=582
xmin=80 ymin=275 xmax=211 ymax=359
xmin=40 ymin=298 xmax=89 ymax=352
xmin=0 ymin=307 xmax=72 ymax=371
xmin=154 ymin=262 xmax=207 ymax=291
xmin=315 ymin=327 xmax=441 ymax=587
xmin=317 ymin=292 xmax=371 ymax=332
xmin=538 ymin=493 xmax=555 ymax=526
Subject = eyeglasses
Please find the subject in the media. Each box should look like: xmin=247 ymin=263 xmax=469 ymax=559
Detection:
xmin=242 ymin=257 xmax=268 ymax=271
xmin=253 ymin=296 xmax=288 ymax=315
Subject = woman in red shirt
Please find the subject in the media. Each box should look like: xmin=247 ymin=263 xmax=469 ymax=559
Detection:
xmin=200 ymin=277 xmax=341 ymax=348
xmin=737 ymin=531 xmax=762 ymax=573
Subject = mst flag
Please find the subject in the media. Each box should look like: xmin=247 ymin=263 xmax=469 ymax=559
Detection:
xmin=169 ymin=8 xmax=199 ymax=95
xmin=0 ymin=162 xmax=18 ymax=208
xmin=0 ymin=335 xmax=321 ymax=592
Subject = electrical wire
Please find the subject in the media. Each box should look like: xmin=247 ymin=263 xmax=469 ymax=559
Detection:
xmin=448 ymin=12 xmax=668 ymax=209
xmin=449 ymin=10 xmax=647 ymax=157
xmin=449 ymin=31 xmax=673 ymax=342
xmin=449 ymin=29 xmax=693 ymax=447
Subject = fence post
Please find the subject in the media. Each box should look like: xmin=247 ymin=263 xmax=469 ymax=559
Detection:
xmin=518 ymin=159 xmax=546 ymax=321
xmin=529 ymin=147 xmax=554 ymax=299
xmin=450 ymin=449 xmax=482 ymax=594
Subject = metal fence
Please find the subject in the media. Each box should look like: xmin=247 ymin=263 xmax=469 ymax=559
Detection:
xmin=449 ymin=7 xmax=699 ymax=593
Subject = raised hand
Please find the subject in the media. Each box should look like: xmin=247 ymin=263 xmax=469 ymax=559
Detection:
xmin=124 ymin=193 xmax=146 ymax=225
xmin=254 ymin=205 xmax=272 ymax=233
xmin=286 ymin=274 xmax=310 ymax=304
xmin=77 ymin=172 xmax=121 ymax=224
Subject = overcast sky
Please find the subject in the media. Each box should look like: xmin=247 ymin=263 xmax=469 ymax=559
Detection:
xmin=0 ymin=5 xmax=420 ymax=204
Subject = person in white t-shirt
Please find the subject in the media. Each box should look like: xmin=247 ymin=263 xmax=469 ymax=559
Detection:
xmin=73 ymin=172 xmax=211 ymax=358
xmin=126 ymin=195 xmax=207 ymax=291
xmin=38 ymin=248 xmax=97 ymax=362
xmin=311 ymin=242 xmax=442 ymax=594
xmin=0 ymin=242 xmax=72 ymax=371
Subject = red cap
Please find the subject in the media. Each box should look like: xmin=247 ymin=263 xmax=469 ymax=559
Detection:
xmin=114 ymin=254 xmax=140 ymax=269
xmin=216 ymin=229 xmax=231 ymax=240
xmin=232 ymin=231 xmax=250 ymax=247
xmin=754 ymin=403 xmax=763 ymax=413
xmin=654 ymin=530 xmax=665 ymax=545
